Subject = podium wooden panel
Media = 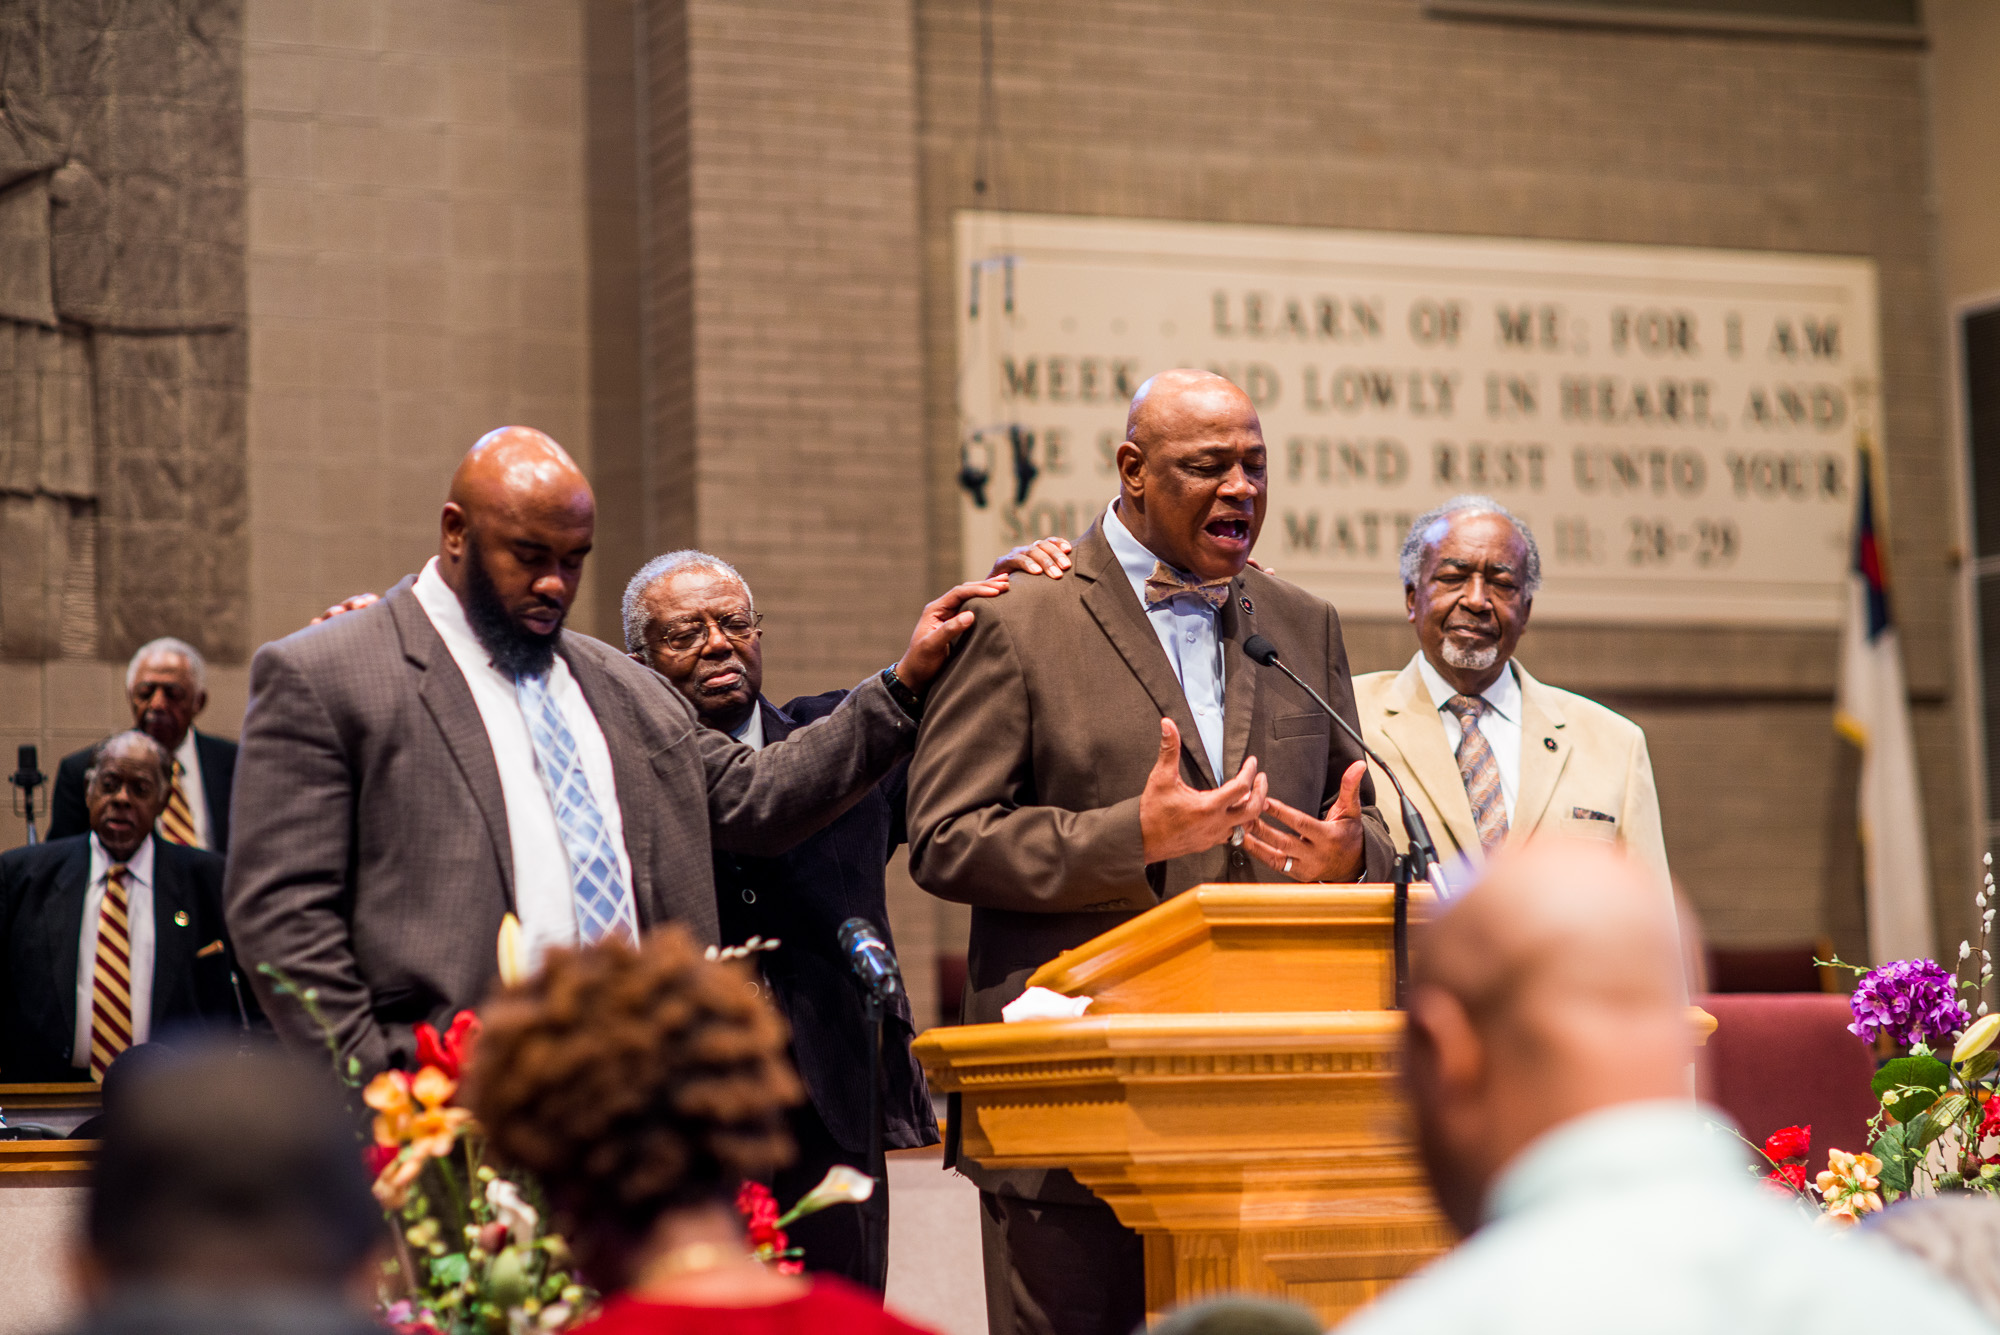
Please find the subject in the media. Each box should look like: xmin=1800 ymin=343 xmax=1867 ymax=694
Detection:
xmin=913 ymin=884 xmax=1451 ymax=1325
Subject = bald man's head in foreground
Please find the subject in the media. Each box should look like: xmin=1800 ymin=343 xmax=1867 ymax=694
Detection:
xmin=1405 ymin=839 xmax=1690 ymax=1235
xmin=439 ymin=426 xmax=595 ymax=677
xmin=1115 ymin=369 xmax=1267 ymax=582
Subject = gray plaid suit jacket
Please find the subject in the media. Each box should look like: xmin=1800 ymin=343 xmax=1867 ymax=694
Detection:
xmin=223 ymin=577 xmax=915 ymax=1075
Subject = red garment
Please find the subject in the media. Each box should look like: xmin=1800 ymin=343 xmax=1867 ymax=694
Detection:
xmin=574 ymin=1278 xmax=939 ymax=1335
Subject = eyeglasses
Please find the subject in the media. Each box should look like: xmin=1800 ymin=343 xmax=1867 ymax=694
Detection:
xmin=89 ymin=771 xmax=162 ymax=802
xmin=654 ymin=612 xmax=763 ymax=655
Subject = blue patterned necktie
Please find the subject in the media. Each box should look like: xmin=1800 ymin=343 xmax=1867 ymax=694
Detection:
xmin=515 ymin=669 xmax=638 ymax=947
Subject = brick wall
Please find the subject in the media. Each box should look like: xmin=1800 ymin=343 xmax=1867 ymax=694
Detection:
xmin=913 ymin=1 xmax=1967 ymax=959
xmin=242 ymin=0 xmax=599 ymax=652
xmin=632 ymin=0 xmax=935 ymax=1015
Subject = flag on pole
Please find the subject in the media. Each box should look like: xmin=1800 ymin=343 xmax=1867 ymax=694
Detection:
xmin=1834 ymin=437 xmax=1934 ymax=963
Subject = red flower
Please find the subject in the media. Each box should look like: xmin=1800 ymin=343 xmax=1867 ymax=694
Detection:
xmin=1763 ymin=1125 xmax=1812 ymax=1162
xmin=414 ymin=1011 xmax=481 ymax=1081
xmin=1764 ymin=1163 xmax=1809 ymax=1191
xmin=1979 ymin=1096 xmax=2000 ymax=1142
xmin=734 ymin=1180 xmax=790 ymax=1258
xmin=362 ymin=1142 xmax=399 ymax=1178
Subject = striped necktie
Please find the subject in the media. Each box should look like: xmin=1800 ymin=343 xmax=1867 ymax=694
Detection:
xmin=158 ymin=760 xmax=199 ymax=848
xmin=1444 ymin=694 xmax=1509 ymax=852
xmin=89 ymin=864 xmax=135 ymax=1081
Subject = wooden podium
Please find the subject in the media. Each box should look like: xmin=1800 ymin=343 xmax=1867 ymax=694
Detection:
xmin=912 ymin=883 xmax=1451 ymax=1326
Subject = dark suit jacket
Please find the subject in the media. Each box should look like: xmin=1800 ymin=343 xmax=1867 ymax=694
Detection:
xmin=714 ymin=692 xmax=937 ymax=1156
xmin=907 ymin=523 xmax=1393 ymax=1200
xmin=223 ymin=577 xmax=918 ymax=1077
xmin=48 ymin=731 xmax=238 ymax=854
xmin=0 ymin=833 xmax=248 ymax=1081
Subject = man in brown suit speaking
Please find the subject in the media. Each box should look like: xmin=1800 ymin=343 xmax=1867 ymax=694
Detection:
xmin=908 ymin=370 xmax=1394 ymax=1335
xmin=225 ymin=427 xmax=1004 ymax=1076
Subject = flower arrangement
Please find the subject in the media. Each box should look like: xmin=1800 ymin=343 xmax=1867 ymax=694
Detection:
xmin=262 ymin=917 xmax=877 ymax=1333
xmin=1742 ymin=855 xmax=2000 ymax=1220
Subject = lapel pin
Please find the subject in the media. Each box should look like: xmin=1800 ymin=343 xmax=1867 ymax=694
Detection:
xmin=1239 ymin=596 xmax=1254 ymax=615
xmin=1544 ymin=737 xmax=1558 ymax=751
xmin=173 ymin=909 xmax=190 ymax=927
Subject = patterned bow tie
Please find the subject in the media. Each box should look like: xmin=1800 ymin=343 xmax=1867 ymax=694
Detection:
xmin=1144 ymin=561 xmax=1232 ymax=610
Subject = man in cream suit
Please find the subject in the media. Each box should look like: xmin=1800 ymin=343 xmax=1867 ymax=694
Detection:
xmin=1354 ymin=496 xmax=1670 ymax=890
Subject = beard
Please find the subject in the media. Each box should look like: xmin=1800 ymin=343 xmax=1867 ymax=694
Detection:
xmin=1439 ymin=639 xmax=1499 ymax=672
xmin=462 ymin=534 xmax=563 ymax=679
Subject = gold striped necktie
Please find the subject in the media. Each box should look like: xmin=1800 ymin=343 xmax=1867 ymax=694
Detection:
xmin=90 ymin=864 xmax=135 ymax=1081
xmin=158 ymin=760 xmax=199 ymax=848
xmin=1444 ymin=694 xmax=1509 ymax=852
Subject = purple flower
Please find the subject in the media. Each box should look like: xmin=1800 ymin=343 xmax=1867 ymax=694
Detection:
xmin=1847 ymin=958 xmax=1971 ymax=1048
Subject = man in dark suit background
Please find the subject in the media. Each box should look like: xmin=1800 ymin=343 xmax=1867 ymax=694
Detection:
xmin=0 ymin=731 xmax=248 ymax=1082
xmin=225 ymin=427 xmax=1006 ymax=1078
xmin=908 ymin=370 xmax=1395 ymax=1335
xmin=48 ymin=639 xmax=238 ymax=854
xmin=619 ymin=537 xmax=1069 ymax=1290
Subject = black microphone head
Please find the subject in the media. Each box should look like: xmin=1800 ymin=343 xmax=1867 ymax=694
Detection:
xmin=1243 ymin=634 xmax=1280 ymax=667
xmin=17 ymin=744 xmax=35 ymax=771
xmin=837 ymin=917 xmax=878 ymax=952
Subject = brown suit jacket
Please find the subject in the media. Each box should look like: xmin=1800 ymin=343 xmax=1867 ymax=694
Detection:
xmin=909 ymin=522 xmax=1394 ymax=1024
xmin=223 ymin=577 xmax=915 ymax=1076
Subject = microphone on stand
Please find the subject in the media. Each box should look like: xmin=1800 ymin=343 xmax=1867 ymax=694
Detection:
xmin=1242 ymin=634 xmax=1441 ymax=1007
xmin=9 ymin=745 xmax=45 ymax=845
xmin=1242 ymin=635 xmax=1438 ymax=880
xmin=836 ymin=917 xmax=899 ymax=1285
xmin=837 ymin=917 xmax=903 ymax=1000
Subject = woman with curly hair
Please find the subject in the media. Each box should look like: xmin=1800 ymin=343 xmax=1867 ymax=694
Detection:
xmin=468 ymin=925 xmax=938 ymax=1334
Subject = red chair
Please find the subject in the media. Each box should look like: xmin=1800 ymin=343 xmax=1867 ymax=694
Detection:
xmin=1696 ymin=993 xmax=1882 ymax=1165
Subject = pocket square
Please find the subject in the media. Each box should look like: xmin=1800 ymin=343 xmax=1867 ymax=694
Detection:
xmin=1570 ymin=808 xmax=1616 ymax=824
xmin=195 ymin=939 xmax=226 ymax=959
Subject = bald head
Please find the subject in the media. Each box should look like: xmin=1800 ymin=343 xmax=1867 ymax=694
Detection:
xmin=1405 ymin=840 xmax=1689 ymax=1233
xmin=1114 ymin=369 xmax=1267 ymax=581
xmin=439 ymin=427 xmax=595 ymax=676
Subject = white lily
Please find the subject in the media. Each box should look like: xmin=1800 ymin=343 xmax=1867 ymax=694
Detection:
xmin=486 ymin=1176 xmax=540 ymax=1249
xmin=1955 ymin=1012 xmax=2000 ymax=1063
xmin=777 ymin=1164 xmax=876 ymax=1227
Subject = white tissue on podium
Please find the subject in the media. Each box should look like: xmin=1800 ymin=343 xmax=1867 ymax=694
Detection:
xmin=1001 ymin=987 xmax=1094 ymax=1022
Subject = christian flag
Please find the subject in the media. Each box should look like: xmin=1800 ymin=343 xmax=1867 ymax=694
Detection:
xmin=1834 ymin=439 xmax=1935 ymax=963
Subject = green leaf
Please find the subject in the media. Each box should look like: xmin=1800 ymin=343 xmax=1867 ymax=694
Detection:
xmin=1873 ymin=1123 xmax=1915 ymax=1195
xmin=430 ymin=1252 xmax=471 ymax=1288
xmin=1874 ymin=1054 xmax=1951 ymax=1123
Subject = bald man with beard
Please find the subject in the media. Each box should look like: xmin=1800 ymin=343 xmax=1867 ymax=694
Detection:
xmin=1338 ymin=840 xmax=1990 ymax=1335
xmin=225 ymin=427 xmax=1005 ymax=1075
xmin=910 ymin=370 xmax=1393 ymax=1335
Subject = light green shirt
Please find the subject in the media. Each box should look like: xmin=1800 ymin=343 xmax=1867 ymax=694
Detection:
xmin=1337 ymin=1100 xmax=1995 ymax=1334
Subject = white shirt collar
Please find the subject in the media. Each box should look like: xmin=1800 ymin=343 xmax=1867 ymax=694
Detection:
xmin=413 ymin=557 xmax=497 ymax=670
xmin=89 ymin=831 xmax=155 ymax=888
xmin=1415 ymin=650 xmax=1520 ymax=724
xmin=731 ymin=704 xmax=767 ymax=751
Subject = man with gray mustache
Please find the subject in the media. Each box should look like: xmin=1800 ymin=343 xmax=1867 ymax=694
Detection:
xmin=1352 ymin=496 xmax=1671 ymax=889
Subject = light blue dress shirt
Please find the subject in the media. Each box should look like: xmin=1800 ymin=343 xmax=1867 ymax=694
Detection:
xmin=1337 ymin=1100 xmax=1995 ymax=1334
xmin=1102 ymin=502 xmax=1226 ymax=782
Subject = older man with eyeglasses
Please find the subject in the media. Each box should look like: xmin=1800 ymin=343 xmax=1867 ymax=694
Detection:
xmin=619 ymin=541 xmax=1069 ymax=1292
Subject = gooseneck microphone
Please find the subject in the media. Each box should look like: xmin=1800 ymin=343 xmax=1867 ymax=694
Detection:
xmin=1242 ymin=635 xmax=1439 ymax=879
xmin=837 ymin=917 xmax=903 ymax=1000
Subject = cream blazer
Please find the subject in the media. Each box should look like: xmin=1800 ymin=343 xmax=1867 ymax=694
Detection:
xmin=1352 ymin=656 xmax=1671 ymax=891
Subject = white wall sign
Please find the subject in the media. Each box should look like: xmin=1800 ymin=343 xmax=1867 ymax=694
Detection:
xmin=955 ymin=211 xmax=1879 ymax=625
